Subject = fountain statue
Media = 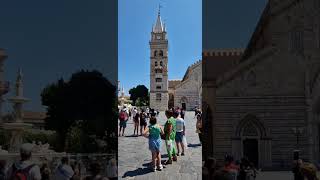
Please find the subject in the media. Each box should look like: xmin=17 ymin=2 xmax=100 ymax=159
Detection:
xmin=3 ymin=69 xmax=32 ymax=152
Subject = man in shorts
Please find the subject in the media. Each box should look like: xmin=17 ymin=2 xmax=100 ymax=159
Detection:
xmin=140 ymin=110 xmax=147 ymax=136
xmin=119 ymin=109 xmax=128 ymax=136
xmin=174 ymin=111 xmax=185 ymax=156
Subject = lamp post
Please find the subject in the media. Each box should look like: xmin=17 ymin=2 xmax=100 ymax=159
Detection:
xmin=292 ymin=127 xmax=304 ymax=150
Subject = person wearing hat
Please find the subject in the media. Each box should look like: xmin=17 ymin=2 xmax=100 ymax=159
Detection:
xmin=5 ymin=143 xmax=41 ymax=180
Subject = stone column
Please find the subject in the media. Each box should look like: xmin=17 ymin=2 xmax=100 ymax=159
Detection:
xmin=260 ymin=137 xmax=272 ymax=169
xmin=202 ymin=79 xmax=216 ymax=159
xmin=231 ymin=137 xmax=241 ymax=161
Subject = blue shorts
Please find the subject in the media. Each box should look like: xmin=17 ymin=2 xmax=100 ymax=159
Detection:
xmin=119 ymin=120 xmax=127 ymax=128
xmin=149 ymin=138 xmax=161 ymax=152
xmin=175 ymin=132 xmax=183 ymax=143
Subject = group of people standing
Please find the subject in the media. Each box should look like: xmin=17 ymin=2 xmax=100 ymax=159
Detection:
xmin=0 ymin=143 xmax=117 ymax=180
xmin=118 ymin=106 xmax=159 ymax=137
xmin=118 ymin=106 xmax=202 ymax=172
xmin=143 ymin=107 xmax=202 ymax=172
xmin=203 ymin=155 xmax=258 ymax=180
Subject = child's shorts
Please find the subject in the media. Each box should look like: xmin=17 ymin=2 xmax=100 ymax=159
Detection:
xmin=175 ymin=132 xmax=183 ymax=143
xmin=149 ymin=138 xmax=161 ymax=152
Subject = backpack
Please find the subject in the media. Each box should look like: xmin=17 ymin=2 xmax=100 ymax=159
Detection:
xmin=119 ymin=111 xmax=127 ymax=121
xmin=10 ymin=164 xmax=35 ymax=180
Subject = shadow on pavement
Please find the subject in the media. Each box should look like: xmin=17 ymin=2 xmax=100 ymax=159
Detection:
xmin=188 ymin=143 xmax=201 ymax=148
xmin=125 ymin=135 xmax=140 ymax=138
xmin=122 ymin=167 xmax=153 ymax=178
xmin=142 ymin=160 xmax=167 ymax=167
xmin=161 ymin=154 xmax=168 ymax=159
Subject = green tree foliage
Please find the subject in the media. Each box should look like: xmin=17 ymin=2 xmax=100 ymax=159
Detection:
xmin=41 ymin=70 xmax=117 ymax=153
xmin=129 ymin=85 xmax=149 ymax=106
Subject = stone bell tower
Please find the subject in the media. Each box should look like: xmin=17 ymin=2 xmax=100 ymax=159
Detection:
xmin=149 ymin=8 xmax=169 ymax=111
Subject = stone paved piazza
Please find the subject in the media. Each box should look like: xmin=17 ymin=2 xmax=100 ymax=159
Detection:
xmin=118 ymin=111 xmax=202 ymax=180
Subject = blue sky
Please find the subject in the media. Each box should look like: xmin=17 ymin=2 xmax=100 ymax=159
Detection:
xmin=0 ymin=1 xmax=117 ymax=112
xmin=119 ymin=0 xmax=202 ymax=95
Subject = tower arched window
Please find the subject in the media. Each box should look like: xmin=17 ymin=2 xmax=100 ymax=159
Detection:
xmin=159 ymin=50 xmax=164 ymax=57
xmin=155 ymin=61 xmax=158 ymax=66
xmin=160 ymin=61 xmax=163 ymax=66
xmin=154 ymin=50 xmax=158 ymax=57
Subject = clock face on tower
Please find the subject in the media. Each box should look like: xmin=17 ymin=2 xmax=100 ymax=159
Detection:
xmin=156 ymin=35 xmax=161 ymax=40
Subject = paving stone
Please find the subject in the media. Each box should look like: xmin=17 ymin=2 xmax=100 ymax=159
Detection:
xmin=119 ymin=112 xmax=202 ymax=179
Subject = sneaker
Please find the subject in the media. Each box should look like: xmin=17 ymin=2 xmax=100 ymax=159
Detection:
xmin=177 ymin=153 xmax=180 ymax=156
xmin=172 ymin=156 xmax=177 ymax=161
xmin=157 ymin=164 xmax=163 ymax=171
xmin=181 ymin=152 xmax=185 ymax=156
xmin=151 ymin=166 xmax=156 ymax=172
xmin=165 ymin=159 xmax=172 ymax=165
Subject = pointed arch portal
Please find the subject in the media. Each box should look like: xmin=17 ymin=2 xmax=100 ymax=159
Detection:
xmin=231 ymin=114 xmax=272 ymax=169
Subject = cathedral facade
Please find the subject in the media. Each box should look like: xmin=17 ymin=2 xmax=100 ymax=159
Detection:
xmin=168 ymin=61 xmax=202 ymax=111
xmin=149 ymin=11 xmax=201 ymax=111
xmin=203 ymin=0 xmax=320 ymax=170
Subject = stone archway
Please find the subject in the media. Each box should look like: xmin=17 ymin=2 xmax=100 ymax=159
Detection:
xmin=180 ymin=96 xmax=188 ymax=110
xmin=231 ymin=114 xmax=272 ymax=169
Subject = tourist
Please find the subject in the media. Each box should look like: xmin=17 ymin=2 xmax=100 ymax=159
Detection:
xmin=238 ymin=157 xmax=249 ymax=180
xmin=292 ymin=159 xmax=304 ymax=180
xmin=194 ymin=106 xmax=198 ymax=117
xmin=71 ymin=163 xmax=81 ymax=180
xmin=0 ymin=160 xmax=6 ymax=180
xmin=244 ymin=162 xmax=257 ymax=180
xmin=118 ymin=109 xmax=128 ymax=136
xmin=140 ymin=110 xmax=147 ymax=136
xmin=40 ymin=162 xmax=51 ymax=180
xmin=84 ymin=162 xmax=108 ymax=180
xmin=106 ymin=158 xmax=117 ymax=180
xmin=53 ymin=157 xmax=74 ymax=180
xmin=223 ymin=155 xmax=239 ymax=180
xmin=133 ymin=111 xmax=140 ymax=136
xmin=174 ymin=111 xmax=185 ymax=156
xmin=132 ymin=107 xmax=137 ymax=121
xmin=196 ymin=113 xmax=203 ymax=144
xmin=143 ymin=116 xmax=164 ymax=171
xmin=203 ymin=158 xmax=216 ymax=180
xmin=5 ymin=143 xmax=41 ymax=180
xmin=164 ymin=109 xmax=177 ymax=165
xmin=180 ymin=108 xmax=185 ymax=119
xmin=128 ymin=108 xmax=132 ymax=120
xmin=150 ymin=108 xmax=157 ymax=117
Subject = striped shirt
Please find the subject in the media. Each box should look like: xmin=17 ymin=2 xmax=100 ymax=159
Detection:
xmin=175 ymin=117 xmax=185 ymax=132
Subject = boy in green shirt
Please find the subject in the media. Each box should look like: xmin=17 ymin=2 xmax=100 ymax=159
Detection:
xmin=164 ymin=109 xmax=177 ymax=164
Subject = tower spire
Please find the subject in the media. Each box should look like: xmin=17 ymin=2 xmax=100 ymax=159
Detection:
xmin=153 ymin=4 xmax=164 ymax=33
xmin=158 ymin=4 xmax=161 ymax=16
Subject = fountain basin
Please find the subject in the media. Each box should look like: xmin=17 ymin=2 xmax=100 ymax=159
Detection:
xmin=7 ymin=97 xmax=29 ymax=103
xmin=2 ymin=122 xmax=33 ymax=130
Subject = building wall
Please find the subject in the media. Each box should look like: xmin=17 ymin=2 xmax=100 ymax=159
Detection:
xmin=173 ymin=62 xmax=202 ymax=110
xmin=150 ymin=92 xmax=169 ymax=111
xmin=201 ymin=0 xmax=320 ymax=170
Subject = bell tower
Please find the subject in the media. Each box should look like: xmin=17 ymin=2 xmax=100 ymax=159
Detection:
xmin=149 ymin=8 xmax=169 ymax=111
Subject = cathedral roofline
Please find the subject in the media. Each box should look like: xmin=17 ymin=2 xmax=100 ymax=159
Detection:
xmin=215 ymin=46 xmax=275 ymax=88
xmin=203 ymin=49 xmax=244 ymax=57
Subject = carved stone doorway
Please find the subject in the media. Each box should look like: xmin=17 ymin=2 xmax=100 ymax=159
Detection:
xmin=243 ymin=138 xmax=259 ymax=167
